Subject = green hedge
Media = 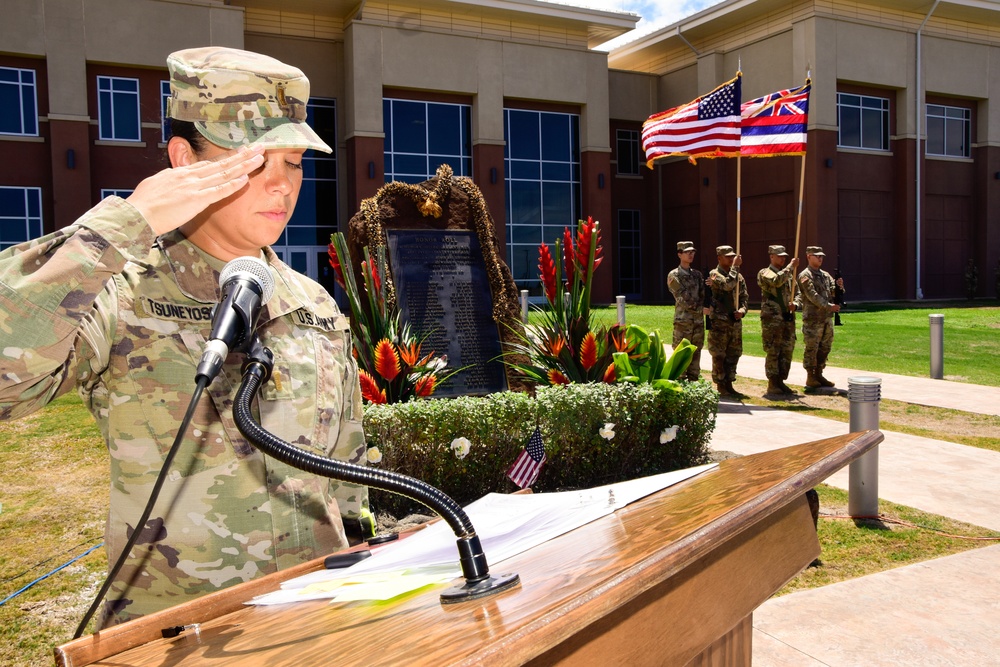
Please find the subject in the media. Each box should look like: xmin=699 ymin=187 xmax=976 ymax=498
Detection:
xmin=362 ymin=381 xmax=717 ymax=516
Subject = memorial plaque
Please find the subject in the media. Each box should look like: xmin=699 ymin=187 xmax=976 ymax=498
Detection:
xmin=387 ymin=229 xmax=508 ymax=397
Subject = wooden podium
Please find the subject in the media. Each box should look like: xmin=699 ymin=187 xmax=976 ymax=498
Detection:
xmin=56 ymin=431 xmax=881 ymax=667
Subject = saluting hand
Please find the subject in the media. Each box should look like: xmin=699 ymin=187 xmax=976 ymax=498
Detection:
xmin=126 ymin=145 xmax=266 ymax=236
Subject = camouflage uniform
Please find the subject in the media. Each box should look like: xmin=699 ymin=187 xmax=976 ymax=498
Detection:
xmin=667 ymin=243 xmax=705 ymax=381
xmin=757 ymin=246 xmax=797 ymax=388
xmin=0 ymin=48 xmax=361 ymax=627
xmin=707 ymin=248 xmax=748 ymax=388
xmin=796 ymin=251 xmax=840 ymax=383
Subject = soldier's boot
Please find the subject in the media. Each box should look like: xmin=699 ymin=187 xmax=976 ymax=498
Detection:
xmin=715 ymin=380 xmax=732 ymax=396
xmin=779 ymin=381 xmax=798 ymax=395
xmin=805 ymin=370 xmax=822 ymax=389
xmin=816 ymin=371 xmax=835 ymax=387
xmin=766 ymin=379 xmax=785 ymax=396
xmin=725 ymin=380 xmax=743 ymax=397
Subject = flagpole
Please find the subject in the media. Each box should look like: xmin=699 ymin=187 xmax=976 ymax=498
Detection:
xmin=790 ymin=153 xmax=807 ymax=302
xmin=735 ymin=155 xmax=742 ymax=311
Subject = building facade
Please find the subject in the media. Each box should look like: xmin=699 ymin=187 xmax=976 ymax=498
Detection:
xmin=2 ymin=0 xmax=998 ymax=303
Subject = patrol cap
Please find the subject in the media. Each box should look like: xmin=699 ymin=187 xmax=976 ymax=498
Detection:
xmin=716 ymin=245 xmax=736 ymax=257
xmin=166 ymin=47 xmax=332 ymax=153
xmin=806 ymin=245 xmax=826 ymax=256
xmin=677 ymin=241 xmax=696 ymax=252
xmin=768 ymin=244 xmax=789 ymax=256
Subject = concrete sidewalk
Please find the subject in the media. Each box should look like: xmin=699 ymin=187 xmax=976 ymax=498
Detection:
xmin=707 ymin=362 xmax=1000 ymax=666
xmin=700 ymin=350 xmax=1000 ymax=416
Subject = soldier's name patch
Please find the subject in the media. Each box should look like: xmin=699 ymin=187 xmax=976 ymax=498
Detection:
xmin=141 ymin=298 xmax=214 ymax=322
xmin=292 ymin=310 xmax=345 ymax=332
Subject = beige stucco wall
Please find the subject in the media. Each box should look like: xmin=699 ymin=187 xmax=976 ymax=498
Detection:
xmin=608 ymin=69 xmax=658 ymax=122
xmin=344 ymin=20 xmax=612 ymax=151
xmin=4 ymin=0 xmax=244 ymax=118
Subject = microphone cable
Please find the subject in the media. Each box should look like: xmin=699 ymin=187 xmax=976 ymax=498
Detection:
xmin=73 ymin=376 xmax=210 ymax=638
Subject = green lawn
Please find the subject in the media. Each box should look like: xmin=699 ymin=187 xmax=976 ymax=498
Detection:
xmin=585 ymin=302 xmax=1000 ymax=387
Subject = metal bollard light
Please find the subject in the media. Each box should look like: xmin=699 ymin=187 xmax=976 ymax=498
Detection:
xmin=848 ymin=376 xmax=881 ymax=517
xmin=929 ymin=313 xmax=944 ymax=379
xmin=616 ymin=295 xmax=626 ymax=326
xmin=520 ymin=289 xmax=529 ymax=323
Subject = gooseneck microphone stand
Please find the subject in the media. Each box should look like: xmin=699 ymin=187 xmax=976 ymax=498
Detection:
xmin=234 ymin=336 xmax=520 ymax=603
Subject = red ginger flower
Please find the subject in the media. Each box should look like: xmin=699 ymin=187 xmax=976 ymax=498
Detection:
xmin=537 ymin=243 xmax=557 ymax=304
xmin=327 ymin=244 xmax=345 ymax=287
xmin=373 ymin=339 xmax=400 ymax=381
xmin=547 ymin=369 xmax=570 ymax=385
xmin=579 ymin=331 xmax=598 ymax=371
xmin=576 ymin=217 xmax=603 ymax=273
xmin=563 ymin=227 xmax=575 ymax=286
xmin=414 ymin=375 xmax=437 ymax=397
xmin=359 ymin=370 xmax=387 ymax=404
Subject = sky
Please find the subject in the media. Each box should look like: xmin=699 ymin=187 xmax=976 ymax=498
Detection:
xmin=555 ymin=0 xmax=726 ymax=50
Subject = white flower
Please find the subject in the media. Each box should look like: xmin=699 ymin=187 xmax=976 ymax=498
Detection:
xmin=450 ymin=436 xmax=471 ymax=459
xmin=366 ymin=447 xmax=383 ymax=464
xmin=660 ymin=425 xmax=679 ymax=444
xmin=599 ymin=423 xmax=616 ymax=440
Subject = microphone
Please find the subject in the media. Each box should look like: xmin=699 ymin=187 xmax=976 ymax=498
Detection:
xmin=195 ymin=256 xmax=275 ymax=382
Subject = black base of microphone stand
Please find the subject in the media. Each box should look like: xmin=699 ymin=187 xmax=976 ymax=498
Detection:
xmin=441 ymin=572 xmax=521 ymax=603
xmin=234 ymin=338 xmax=519 ymax=604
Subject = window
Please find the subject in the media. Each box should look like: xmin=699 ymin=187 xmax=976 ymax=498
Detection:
xmin=0 ymin=187 xmax=43 ymax=250
xmin=383 ymin=99 xmax=472 ymax=184
xmin=616 ymin=129 xmax=641 ymax=176
xmin=271 ymin=97 xmax=338 ymax=292
xmin=100 ymin=189 xmax=134 ymax=200
xmin=97 ymin=76 xmax=141 ymax=141
xmin=160 ymin=80 xmax=172 ymax=143
xmin=618 ymin=210 xmax=641 ymax=297
xmin=504 ymin=108 xmax=581 ymax=290
xmin=837 ymin=93 xmax=890 ymax=151
xmin=0 ymin=66 xmax=38 ymax=136
xmin=926 ymin=104 xmax=971 ymax=158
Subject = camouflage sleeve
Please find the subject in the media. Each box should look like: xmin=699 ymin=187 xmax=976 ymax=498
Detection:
xmin=757 ymin=266 xmax=789 ymax=290
xmin=798 ymin=269 xmax=832 ymax=310
xmin=709 ymin=266 xmax=739 ymax=292
xmin=0 ymin=197 xmax=158 ymax=419
xmin=738 ymin=273 xmax=749 ymax=316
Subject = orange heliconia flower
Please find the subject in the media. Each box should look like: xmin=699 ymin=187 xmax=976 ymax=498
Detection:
xmin=547 ymin=369 xmax=570 ymax=385
xmin=359 ymin=369 xmax=387 ymax=404
xmin=579 ymin=331 xmax=598 ymax=371
xmin=602 ymin=364 xmax=617 ymax=383
xmin=537 ymin=243 xmax=557 ymax=304
xmin=373 ymin=339 xmax=400 ymax=381
xmin=414 ymin=375 xmax=437 ymax=397
xmin=545 ymin=334 xmax=566 ymax=358
xmin=398 ymin=341 xmax=421 ymax=367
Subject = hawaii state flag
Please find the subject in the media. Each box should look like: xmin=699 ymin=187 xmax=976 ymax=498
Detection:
xmin=740 ymin=81 xmax=810 ymax=157
xmin=642 ymin=73 xmax=742 ymax=167
xmin=506 ymin=427 xmax=547 ymax=489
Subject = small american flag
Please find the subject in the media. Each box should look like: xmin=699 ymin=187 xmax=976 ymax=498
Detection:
xmin=642 ymin=73 xmax=742 ymax=167
xmin=506 ymin=427 xmax=546 ymax=489
xmin=741 ymin=81 xmax=810 ymax=157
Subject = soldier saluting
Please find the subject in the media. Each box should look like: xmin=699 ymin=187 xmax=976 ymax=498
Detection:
xmin=796 ymin=245 xmax=844 ymax=389
xmin=707 ymin=245 xmax=748 ymax=397
xmin=667 ymin=241 xmax=708 ymax=382
xmin=757 ymin=245 xmax=799 ymax=396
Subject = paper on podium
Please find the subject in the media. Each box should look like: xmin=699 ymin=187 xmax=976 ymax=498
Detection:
xmin=248 ymin=462 xmax=717 ymax=605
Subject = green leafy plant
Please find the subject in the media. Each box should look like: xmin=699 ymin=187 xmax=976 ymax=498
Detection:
xmin=612 ymin=327 xmax=698 ymax=392
xmin=328 ymin=232 xmax=452 ymax=403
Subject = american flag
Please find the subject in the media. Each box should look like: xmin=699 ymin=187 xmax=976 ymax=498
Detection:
xmin=740 ymin=81 xmax=810 ymax=157
xmin=506 ymin=427 xmax=546 ymax=489
xmin=641 ymin=74 xmax=742 ymax=167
